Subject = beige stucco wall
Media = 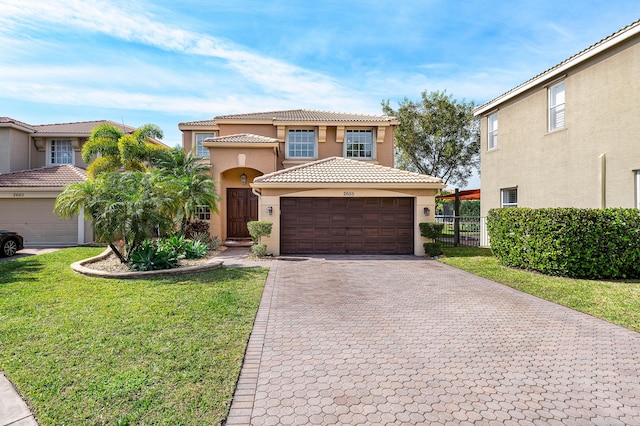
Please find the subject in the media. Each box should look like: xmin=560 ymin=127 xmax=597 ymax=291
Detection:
xmin=0 ymin=128 xmax=30 ymax=173
xmin=255 ymin=187 xmax=439 ymax=256
xmin=480 ymin=36 xmax=640 ymax=217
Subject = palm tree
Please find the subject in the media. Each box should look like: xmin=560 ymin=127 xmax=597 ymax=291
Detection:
xmin=151 ymin=148 xmax=220 ymax=232
xmin=81 ymin=123 xmax=166 ymax=178
xmin=55 ymin=171 xmax=174 ymax=263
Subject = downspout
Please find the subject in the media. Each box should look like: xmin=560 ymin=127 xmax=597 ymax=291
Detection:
xmin=599 ymin=153 xmax=606 ymax=208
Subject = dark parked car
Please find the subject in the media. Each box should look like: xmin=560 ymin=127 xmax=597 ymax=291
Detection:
xmin=0 ymin=230 xmax=24 ymax=257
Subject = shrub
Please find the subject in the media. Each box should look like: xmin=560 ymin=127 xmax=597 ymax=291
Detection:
xmin=247 ymin=221 xmax=272 ymax=258
xmin=185 ymin=220 xmax=210 ymax=239
xmin=487 ymin=207 xmax=640 ymax=279
xmin=251 ymin=244 xmax=268 ymax=258
xmin=183 ymin=240 xmax=210 ymax=259
xmin=157 ymin=235 xmax=187 ymax=258
xmin=419 ymin=222 xmax=444 ymax=257
xmin=129 ymin=240 xmax=180 ymax=271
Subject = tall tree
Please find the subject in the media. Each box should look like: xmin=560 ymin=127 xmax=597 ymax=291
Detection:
xmin=151 ymin=147 xmax=220 ymax=232
xmin=382 ymin=90 xmax=480 ymax=187
xmin=81 ymin=123 xmax=166 ymax=178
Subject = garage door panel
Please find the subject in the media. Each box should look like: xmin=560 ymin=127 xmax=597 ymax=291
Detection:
xmin=280 ymin=197 xmax=414 ymax=255
xmin=0 ymin=199 xmax=77 ymax=245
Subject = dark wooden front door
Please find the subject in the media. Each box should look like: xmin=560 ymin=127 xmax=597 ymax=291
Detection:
xmin=227 ymin=188 xmax=258 ymax=239
xmin=280 ymin=197 xmax=414 ymax=254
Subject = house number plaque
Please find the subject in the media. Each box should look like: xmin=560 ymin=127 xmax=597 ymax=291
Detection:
xmin=343 ymin=191 xmax=355 ymax=197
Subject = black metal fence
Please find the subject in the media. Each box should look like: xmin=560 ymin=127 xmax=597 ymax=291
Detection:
xmin=435 ymin=216 xmax=488 ymax=247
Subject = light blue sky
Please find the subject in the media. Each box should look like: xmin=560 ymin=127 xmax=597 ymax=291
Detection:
xmin=1 ymin=0 xmax=639 ymax=187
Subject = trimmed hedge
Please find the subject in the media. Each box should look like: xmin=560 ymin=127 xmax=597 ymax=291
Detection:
xmin=487 ymin=208 xmax=640 ymax=279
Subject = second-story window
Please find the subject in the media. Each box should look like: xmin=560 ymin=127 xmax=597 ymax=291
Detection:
xmin=345 ymin=129 xmax=373 ymax=159
xmin=488 ymin=113 xmax=498 ymax=150
xmin=50 ymin=140 xmax=73 ymax=165
xmin=549 ymin=81 xmax=565 ymax=132
xmin=195 ymin=133 xmax=215 ymax=158
xmin=287 ymin=129 xmax=316 ymax=159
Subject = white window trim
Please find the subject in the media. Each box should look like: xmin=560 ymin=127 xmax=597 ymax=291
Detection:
xmin=501 ymin=187 xmax=518 ymax=208
xmin=635 ymin=171 xmax=640 ymax=210
xmin=344 ymin=128 xmax=376 ymax=160
xmin=285 ymin=127 xmax=317 ymax=160
xmin=47 ymin=139 xmax=74 ymax=166
xmin=548 ymin=81 xmax=565 ymax=132
xmin=193 ymin=132 xmax=216 ymax=158
xmin=488 ymin=113 xmax=498 ymax=151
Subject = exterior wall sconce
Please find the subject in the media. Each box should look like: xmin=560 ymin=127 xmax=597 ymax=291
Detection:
xmin=267 ymin=206 xmax=273 ymax=215
xmin=423 ymin=207 xmax=430 ymax=216
xmin=240 ymin=173 xmax=247 ymax=186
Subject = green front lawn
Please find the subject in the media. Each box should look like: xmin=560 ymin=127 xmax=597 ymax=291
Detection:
xmin=0 ymin=248 xmax=267 ymax=425
xmin=440 ymin=247 xmax=640 ymax=332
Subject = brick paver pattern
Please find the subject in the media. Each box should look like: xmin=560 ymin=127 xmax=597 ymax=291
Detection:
xmin=227 ymin=256 xmax=640 ymax=425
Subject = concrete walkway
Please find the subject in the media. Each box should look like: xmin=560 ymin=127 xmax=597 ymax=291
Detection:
xmin=226 ymin=255 xmax=640 ymax=425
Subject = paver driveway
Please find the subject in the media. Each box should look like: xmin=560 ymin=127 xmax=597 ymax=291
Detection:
xmin=226 ymin=256 xmax=640 ymax=425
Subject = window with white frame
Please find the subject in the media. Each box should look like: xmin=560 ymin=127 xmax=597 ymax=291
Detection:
xmin=488 ymin=113 xmax=498 ymax=150
xmin=501 ymin=188 xmax=518 ymax=207
xmin=50 ymin=140 xmax=73 ymax=165
xmin=195 ymin=133 xmax=215 ymax=158
xmin=286 ymin=129 xmax=316 ymax=159
xmin=196 ymin=206 xmax=211 ymax=221
xmin=548 ymin=81 xmax=565 ymax=132
xmin=345 ymin=129 xmax=374 ymax=159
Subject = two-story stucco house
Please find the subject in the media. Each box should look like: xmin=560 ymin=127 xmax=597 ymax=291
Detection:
xmin=179 ymin=109 xmax=445 ymax=255
xmin=0 ymin=118 xmax=164 ymax=246
xmin=474 ymin=19 xmax=640 ymax=219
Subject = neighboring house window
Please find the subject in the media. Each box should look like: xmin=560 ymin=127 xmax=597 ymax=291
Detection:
xmin=548 ymin=81 xmax=565 ymax=131
xmin=196 ymin=206 xmax=211 ymax=221
xmin=501 ymin=188 xmax=518 ymax=207
xmin=287 ymin=129 xmax=316 ymax=159
xmin=488 ymin=113 xmax=498 ymax=150
xmin=345 ymin=129 xmax=374 ymax=159
xmin=50 ymin=140 xmax=73 ymax=165
xmin=195 ymin=133 xmax=215 ymax=158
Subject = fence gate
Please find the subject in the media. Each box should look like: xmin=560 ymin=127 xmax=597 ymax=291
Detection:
xmin=435 ymin=216 xmax=487 ymax=247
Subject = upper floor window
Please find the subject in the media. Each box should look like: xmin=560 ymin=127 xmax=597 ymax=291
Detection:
xmin=488 ymin=113 xmax=498 ymax=150
xmin=549 ymin=81 xmax=565 ymax=132
xmin=50 ymin=140 xmax=73 ymax=165
xmin=195 ymin=133 xmax=215 ymax=158
xmin=501 ymin=187 xmax=518 ymax=208
xmin=286 ymin=129 xmax=316 ymax=159
xmin=345 ymin=129 xmax=374 ymax=159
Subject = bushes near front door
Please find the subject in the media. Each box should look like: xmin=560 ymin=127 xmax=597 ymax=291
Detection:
xmin=487 ymin=207 xmax=640 ymax=279
xmin=247 ymin=221 xmax=273 ymax=257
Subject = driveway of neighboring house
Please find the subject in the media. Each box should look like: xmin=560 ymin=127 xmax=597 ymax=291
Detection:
xmin=226 ymin=255 xmax=640 ymax=425
xmin=0 ymin=247 xmax=63 ymax=263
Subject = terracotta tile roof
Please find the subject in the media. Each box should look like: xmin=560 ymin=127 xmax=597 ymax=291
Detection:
xmin=0 ymin=165 xmax=87 ymax=187
xmin=214 ymin=109 xmax=397 ymax=123
xmin=178 ymin=119 xmax=218 ymax=127
xmin=475 ymin=19 xmax=640 ymax=115
xmin=205 ymin=133 xmax=279 ymax=144
xmin=253 ymin=157 xmax=443 ymax=184
xmin=0 ymin=117 xmax=36 ymax=132
xmin=32 ymin=120 xmax=137 ymax=135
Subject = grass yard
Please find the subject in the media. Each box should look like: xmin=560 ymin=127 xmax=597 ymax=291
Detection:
xmin=440 ymin=246 xmax=640 ymax=332
xmin=0 ymin=247 xmax=268 ymax=425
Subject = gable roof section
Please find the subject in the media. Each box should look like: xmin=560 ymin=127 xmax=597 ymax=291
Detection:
xmin=214 ymin=109 xmax=398 ymax=124
xmin=178 ymin=119 xmax=218 ymax=128
xmin=205 ymin=133 xmax=279 ymax=144
xmin=253 ymin=157 xmax=443 ymax=186
xmin=474 ymin=19 xmax=640 ymax=116
xmin=0 ymin=165 xmax=87 ymax=187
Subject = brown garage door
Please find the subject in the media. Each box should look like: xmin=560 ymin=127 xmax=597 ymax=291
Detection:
xmin=280 ymin=197 xmax=414 ymax=255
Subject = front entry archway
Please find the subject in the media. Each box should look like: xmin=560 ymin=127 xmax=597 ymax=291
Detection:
xmin=227 ymin=188 xmax=258 ymax=239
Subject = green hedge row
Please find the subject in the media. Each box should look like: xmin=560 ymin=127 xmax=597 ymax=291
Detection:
xmin=487 ymin=208 xmax=640 ymax=279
